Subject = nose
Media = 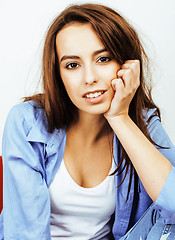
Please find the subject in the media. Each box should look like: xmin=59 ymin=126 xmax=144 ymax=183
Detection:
xmin=84 ymin=64 xmax=97 ymax=85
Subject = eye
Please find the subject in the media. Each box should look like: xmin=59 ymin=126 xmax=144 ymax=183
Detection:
xmin=98 ymin=56 xmax=111 ymax=63
xmin=65 ymin=62 xmax=79 ymax=69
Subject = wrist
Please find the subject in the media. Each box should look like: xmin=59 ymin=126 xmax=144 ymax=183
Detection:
xmin=105 ymin=113 xmax=131 ymax=126
xmin=105 ymin=114 xmax=137 ymax=140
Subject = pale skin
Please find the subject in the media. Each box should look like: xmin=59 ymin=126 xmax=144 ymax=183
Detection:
xmin=56 ymin=22 xmax=172 ymax=202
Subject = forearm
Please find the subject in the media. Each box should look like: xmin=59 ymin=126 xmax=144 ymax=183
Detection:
xmin=107 ymin=114 xmax=172 ymax=202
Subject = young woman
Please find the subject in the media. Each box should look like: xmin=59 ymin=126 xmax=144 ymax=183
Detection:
xmin=0 ymin=3 xmax=175 ymax=240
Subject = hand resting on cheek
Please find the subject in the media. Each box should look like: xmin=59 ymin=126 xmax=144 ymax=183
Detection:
xmin=104 ymin=59 xmax=140 ymax=119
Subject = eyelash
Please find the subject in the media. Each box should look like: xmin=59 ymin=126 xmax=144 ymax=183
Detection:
xmin=65 ymin=62 xmax=79 ymax=69
xmin=65 ymin=56 xmax=112 ymax=70
xmin=97 ymin=56 xmax=111 ymax=63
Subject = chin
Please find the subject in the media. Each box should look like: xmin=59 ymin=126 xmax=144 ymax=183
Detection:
xmin=84 ymin=104 xmax=111 ymax=116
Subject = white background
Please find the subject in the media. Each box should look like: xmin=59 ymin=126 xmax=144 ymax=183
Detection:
xmin=0 ymin=0 xmax=175 ymax=154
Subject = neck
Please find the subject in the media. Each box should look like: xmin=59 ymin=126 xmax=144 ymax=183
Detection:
xmin=67 ymin=112 xmax=112 ymax=145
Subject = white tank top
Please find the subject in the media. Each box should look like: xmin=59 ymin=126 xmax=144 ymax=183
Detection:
xmin=49 ymin=159 xmax=115 ymax=240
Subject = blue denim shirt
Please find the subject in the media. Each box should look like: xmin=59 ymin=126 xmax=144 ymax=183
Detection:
xmin=0 ymin=101 xmax=175 ymax=240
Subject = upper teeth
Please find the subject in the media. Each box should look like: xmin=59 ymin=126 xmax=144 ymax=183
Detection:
xmin=85 ymin=91 xmax=104 ymax=98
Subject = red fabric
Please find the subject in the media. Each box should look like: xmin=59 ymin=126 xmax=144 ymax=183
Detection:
xmin=0 ymin=156 xmax=3 ymax=213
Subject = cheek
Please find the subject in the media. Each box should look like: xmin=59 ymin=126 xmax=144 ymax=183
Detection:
xmin=60 ymin=71 xmax=77 ymax=95
xmin=108 ymin=87 xmax=115 ymax=104
xmin=60 ymin=76 xmax=81 ymax=106
xmin=99 ymin=63 xmax=120 ymax=82
xmin=63 ymin=82 xmax=77 ymax=102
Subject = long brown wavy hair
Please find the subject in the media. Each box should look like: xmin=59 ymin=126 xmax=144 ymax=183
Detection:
xmin=25 ymin=3 xmax=162 ymax=199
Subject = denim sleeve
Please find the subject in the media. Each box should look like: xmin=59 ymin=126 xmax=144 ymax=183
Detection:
xmin=1 ymin=104 xmax=51 ymax=239
xmin=147 ymin=114 xmax=175 ymax=224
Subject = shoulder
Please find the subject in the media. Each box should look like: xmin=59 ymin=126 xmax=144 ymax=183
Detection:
xmin=143 ymin=108 xmax=175 ymax=162
xmin=6 ymin=100 xmax=46 ymax=129
xmin=143 ymin=108 xmax=160 ymax=125
xmin=143 ymin=108 xmax=163 ymax=137
xmin=4 ymin=100 xmax=57 ymax=145
xmin=3 ymin=100 xmax=66 ymax=171
xmin=6 ymin=100 xmax=66 ymax=143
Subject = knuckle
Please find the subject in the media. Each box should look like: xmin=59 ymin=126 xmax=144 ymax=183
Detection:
xmin=117 ymin=70 xmax=123 ymax=77
xmin=125 ymin=68 xmax=132 ymax=77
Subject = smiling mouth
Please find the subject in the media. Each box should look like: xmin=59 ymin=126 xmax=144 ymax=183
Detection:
xmin=84 ymin=91 xmax=105 ymax=98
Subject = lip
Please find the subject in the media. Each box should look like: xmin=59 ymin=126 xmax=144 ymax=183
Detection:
xmin=83 ymin=90 xmax=106 ymax=97
xmin=83 ymin=90 xmax=107 ymax=104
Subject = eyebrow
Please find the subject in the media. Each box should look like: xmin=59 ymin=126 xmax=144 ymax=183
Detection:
xmin=60 ymin=48 xmax=108 ymax=62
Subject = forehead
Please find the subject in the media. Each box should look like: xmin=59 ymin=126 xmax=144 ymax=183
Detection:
xmin=56 ymin=23 xmax=105 ymax=58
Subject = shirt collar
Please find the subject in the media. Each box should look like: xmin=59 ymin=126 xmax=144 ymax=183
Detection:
xmin=25 ymin=108 xmax=66 ymax=157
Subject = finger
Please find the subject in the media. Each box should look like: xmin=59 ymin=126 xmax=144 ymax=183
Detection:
xmin=117 ymin=68 xmax=133 ymax=88
xmin=124 ymin=60 xmax=137 ymax=64
xmin=121 ymin=60 xmax=140 ymax=69
xmin=117 ymin=69 xmax=126 ymax=78
xmin=121 ymin=63 xmax=132 ymax=69
xmin=120 ymin=63 xmax=140 ymax=87
xmin=111 ymin=78 xmax=124 ymax=91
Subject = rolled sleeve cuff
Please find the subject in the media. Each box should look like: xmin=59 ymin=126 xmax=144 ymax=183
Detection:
xmin=154 ymin=166 xmax=175 ymax=224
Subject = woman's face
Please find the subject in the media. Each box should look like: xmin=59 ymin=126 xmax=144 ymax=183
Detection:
xmin=56 ymin=23 xmax=121 ymax=116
